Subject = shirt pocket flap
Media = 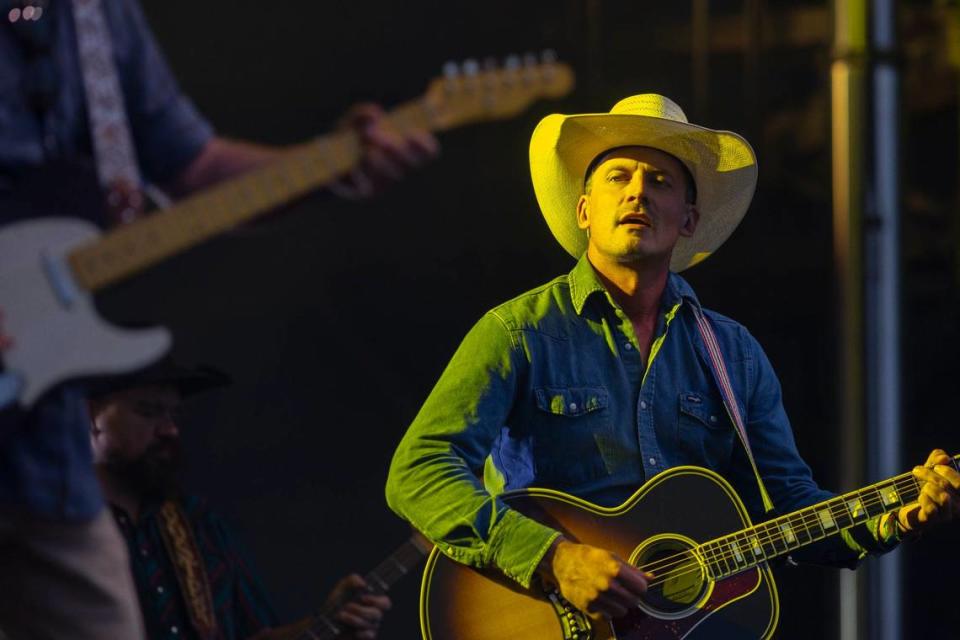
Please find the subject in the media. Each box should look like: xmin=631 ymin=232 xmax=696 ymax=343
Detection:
xmin=535 ymin=386 xmax=608 ymax=417
xmin=679 ymin=391 xmax=727 ymax=429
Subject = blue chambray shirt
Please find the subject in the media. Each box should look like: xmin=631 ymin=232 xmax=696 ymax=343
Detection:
xmin=387 ymin=254 xmax=875 ymax=588
xmin=0 ymin=0 xmax=213 ymax=520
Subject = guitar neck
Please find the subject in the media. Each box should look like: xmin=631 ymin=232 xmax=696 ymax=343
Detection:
xmin=65 ymin=100 xmax=433 ymax=293
xmin=294 ymin=534 xmax=431 ymax=640
xmin=691 ymin=454 xmax=960 ymax=579
xmin=62 ymin=57 xmax=575 ymax=293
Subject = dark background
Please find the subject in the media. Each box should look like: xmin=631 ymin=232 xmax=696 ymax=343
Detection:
xmin=97 ymin=1 xmax=959 ymax=638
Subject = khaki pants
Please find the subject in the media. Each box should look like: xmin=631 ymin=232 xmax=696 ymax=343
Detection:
xmin=0 ymin=507 xmax=145 ymax=640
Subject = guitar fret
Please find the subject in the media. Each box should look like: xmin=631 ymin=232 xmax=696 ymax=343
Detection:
xmin=702 ymin=542 xmax=723 ymax=578
xmin=715 ymin=540 xmax=733 ymax=575
xmin=862 ymin=486 xmax=887 ymax=518
xmin=760 ymin=522 xmax=782 ymax=557
xmin=877 ymin=482 xmax=901 ymax=508
xmin=830 ymin=499 xmax=854 ymax=530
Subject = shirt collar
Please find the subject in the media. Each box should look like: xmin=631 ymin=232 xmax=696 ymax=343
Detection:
xmin=568 ymin=253 xmax=702 ymax=316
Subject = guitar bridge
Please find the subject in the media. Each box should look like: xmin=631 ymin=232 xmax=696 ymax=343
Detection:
xmin=546 ymin=588 xmax=593 ymax=640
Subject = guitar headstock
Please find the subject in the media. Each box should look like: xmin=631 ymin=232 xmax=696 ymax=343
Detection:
xmin=423 ymin=51 xmax=575 ymax=130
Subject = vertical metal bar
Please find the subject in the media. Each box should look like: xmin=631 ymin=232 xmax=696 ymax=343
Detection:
xmin=866 ymin=0 xmax=902 ymax=638
xmin=692 ymin=0 xmax=709 ymax=119
xmin=831 ymin=0 xmax=867 ymax=639
xmin=743 ymin=0 xmax=762 ymax=137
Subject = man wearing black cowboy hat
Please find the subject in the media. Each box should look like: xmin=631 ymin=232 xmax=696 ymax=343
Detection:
xmin=385 ymin=94 xmax=958 ymax=626
xmin=88 ymin=360 xmax=391 ymax=640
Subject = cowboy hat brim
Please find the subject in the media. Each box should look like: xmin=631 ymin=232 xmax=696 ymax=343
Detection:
xmin=530 ymin=110 xmax=758 ymax=271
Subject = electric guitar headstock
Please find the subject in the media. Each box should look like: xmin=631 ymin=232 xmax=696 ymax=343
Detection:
xmin=422 ymin=50 xmax=575 ymax=130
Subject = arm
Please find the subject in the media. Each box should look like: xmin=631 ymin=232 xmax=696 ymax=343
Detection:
xmin=385 ymin=312 xmax=559 ymax=588
xmin=164 ymin=106 xmax=438 ymax=199
xmin=739 ymin=330 xmax=912 ymax=566
xmin=385 ymin=312 xmax=649 ymax=618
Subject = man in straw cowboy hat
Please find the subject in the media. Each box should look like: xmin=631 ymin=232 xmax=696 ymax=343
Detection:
xmin=385 ymin=95 xmax=958 ymax=622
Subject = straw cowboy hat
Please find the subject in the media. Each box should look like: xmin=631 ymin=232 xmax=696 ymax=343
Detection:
xmin=529 ymin=94 xmax=758 ymax=271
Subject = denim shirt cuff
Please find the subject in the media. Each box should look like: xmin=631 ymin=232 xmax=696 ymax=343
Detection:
xmin=486 ymin=510 xmax=562 ymax=589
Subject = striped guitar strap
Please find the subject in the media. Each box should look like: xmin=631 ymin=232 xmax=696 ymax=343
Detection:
xmin=70 ymin=0 xmax=145 ymax=224
xmin=158 ymin=500 xmax=220 ymax=640
xmin=692 ymin=305 xmax=776 ymax=514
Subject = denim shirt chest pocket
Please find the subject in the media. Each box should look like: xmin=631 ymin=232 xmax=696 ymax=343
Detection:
xmin=677 ymin=390 xmax=737 ymax=473
xmin=530 ymin=386 xmax=612 ymax=488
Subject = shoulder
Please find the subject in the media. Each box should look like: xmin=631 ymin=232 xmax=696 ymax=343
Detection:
xmin=697 ymin=306 xmax=763 ymax=361
xmin=487 ymin=274 xmax=574 ymax=333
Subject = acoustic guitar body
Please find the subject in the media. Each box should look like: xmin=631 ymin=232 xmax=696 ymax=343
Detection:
xmin=420 ymin=466 xmax=779 ymax=639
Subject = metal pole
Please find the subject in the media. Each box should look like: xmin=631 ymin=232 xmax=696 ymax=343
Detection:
xmin=692 ymin=0 xmax=709 ymax=119
xmin=831 ymin=0 xmax=867 ymax=638
xmin=866 ymin=0 xmax=902 ymax=638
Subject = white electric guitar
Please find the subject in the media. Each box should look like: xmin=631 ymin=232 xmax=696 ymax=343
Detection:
xmin=0 ymin=55 xmax=574 ymax=408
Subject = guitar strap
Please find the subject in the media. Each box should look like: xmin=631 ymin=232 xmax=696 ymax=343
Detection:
xmin=69 ymin=0 xmax=145 ymax=225
xmin=691 ymin=305 xmax=776 ymax=514
xmin=157 ymin=499 xmax=221 ymax=640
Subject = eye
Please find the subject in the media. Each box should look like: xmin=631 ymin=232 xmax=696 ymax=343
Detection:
xmin=650 ymin=172 xmax=671 ymax=187
xmin=606 ymin=171 xmax=630 ymax=183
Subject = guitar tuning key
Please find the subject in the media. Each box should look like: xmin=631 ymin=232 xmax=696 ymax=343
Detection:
xmin=442 ymin=61 xmax=459 ymax=93
xmin=462 ymin=58 xmax=480 ymax=76
xmin=442 ymin=61 xmax=460 ymax=79
xmin=522 ymin=52 xmax=539 ymax=85
xmin=504 ymin=54 xmax=521 ymax=72
xmin=541 ymin=49 xmax=558 ymax=81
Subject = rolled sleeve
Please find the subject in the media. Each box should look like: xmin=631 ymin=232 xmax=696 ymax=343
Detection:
xmin=386 ymin=312 xmax=559 ymax=588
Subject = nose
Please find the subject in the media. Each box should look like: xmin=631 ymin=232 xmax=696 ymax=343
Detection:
xmin=624 ymin=169 xmax=646 ymax=203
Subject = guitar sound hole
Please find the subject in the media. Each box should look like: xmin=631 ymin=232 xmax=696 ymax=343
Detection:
xmin=633 ymin=536 xmax=710 ymax=618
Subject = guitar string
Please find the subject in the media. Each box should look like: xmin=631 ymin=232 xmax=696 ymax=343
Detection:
xmin=632 ymin=474 xmax=923 ymax=583
xmin=636 ymin=483 xmax=925 ymax=591
xmin=635 ymin=473 xmax=921 ymax=581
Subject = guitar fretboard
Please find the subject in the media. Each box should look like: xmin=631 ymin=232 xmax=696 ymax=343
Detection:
xmin=66 ymin=101 xmax=435 ymax=292
xmin=295 ymin=534 xmax=431 ymax=640
xmin=694 ymin=455 xmax=958 ymax=579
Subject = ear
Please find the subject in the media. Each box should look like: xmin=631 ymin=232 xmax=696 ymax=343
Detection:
xmin=679 ymin=204 xmax=699 ymax=237
xmin=87 ymin=399 xmax=102 ymax=434
xmin=576 ymin=195 xmax=590 ymax=230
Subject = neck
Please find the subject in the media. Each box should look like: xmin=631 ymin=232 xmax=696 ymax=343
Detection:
xmin=94 ymin=465 xmax=144 ymax=523
xmin=586 ymin=247 xmax=670 ymax=321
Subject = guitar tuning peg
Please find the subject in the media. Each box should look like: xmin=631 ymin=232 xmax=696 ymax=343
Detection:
xmin=504 ymin=54 xmax=521 ymax=71
xmin=442 ymin=61 xmax=460 ymax=79
xmin=541 ymin=49 xmax=557 ymax=64
xmin=462 ymin=58 xmax=480 ymax=76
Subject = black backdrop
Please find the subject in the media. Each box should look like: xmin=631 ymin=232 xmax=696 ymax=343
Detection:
xmin=94 ymin=1 xmax=960 ymax=637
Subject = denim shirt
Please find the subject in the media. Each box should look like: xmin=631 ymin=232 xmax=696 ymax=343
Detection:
xmin=0 ymin=0 xmax=213 ymax=182
xmin=386 ymin=255 xmax=892 ymax=588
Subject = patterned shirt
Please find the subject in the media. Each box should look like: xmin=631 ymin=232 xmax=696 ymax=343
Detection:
xmin=111 ymin=495 xmax=278 ymax=640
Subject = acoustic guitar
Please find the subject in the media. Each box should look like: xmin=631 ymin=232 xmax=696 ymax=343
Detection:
xmin=0 ymin=54 xmax=574 ymax=408
xmin=420 ymin=455 xmax=959 ymax=639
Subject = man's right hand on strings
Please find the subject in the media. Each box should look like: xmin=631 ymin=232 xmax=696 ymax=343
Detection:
xmin=536 ymin=538 xmax=652 ymax=620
